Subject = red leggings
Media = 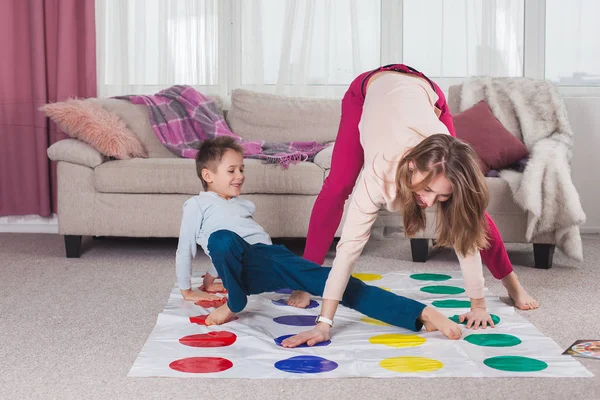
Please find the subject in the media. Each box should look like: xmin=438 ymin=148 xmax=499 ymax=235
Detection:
xmin=303 ymin=65 xmax=513 ymax=280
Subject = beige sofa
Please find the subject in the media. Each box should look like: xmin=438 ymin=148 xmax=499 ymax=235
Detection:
xmin=47 ymin=86 xmax=555 ymax=268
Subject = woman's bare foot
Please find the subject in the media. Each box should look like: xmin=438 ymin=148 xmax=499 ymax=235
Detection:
xmin=205 ymin=304 xmax=236 ymax=326
xmin=502 ymin=272 xmax=539 ymax=310
xmin=287 ymin=291 xmax=311 ymax=308
xmin=419 ymin=306 xmax=462 ymax=340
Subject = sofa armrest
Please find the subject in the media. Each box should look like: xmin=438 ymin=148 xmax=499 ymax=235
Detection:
xmin=47 ymin=139 xmax=105 ymax=168
xmin=313 ymin=142 xmax=334 ymax=170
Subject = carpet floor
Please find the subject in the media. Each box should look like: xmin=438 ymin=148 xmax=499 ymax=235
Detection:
xmin=1 ymin=233 xmax=599 ymax=399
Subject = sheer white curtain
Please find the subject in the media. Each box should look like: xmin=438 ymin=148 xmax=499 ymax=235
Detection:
xmin=545 ymin=0 xmax=600 ymax=85
xmin=403 ymin=0 xmax=524 ymax=78
xmin=239 ymin=0 xmax=381 ymax=97
xmin=96 ymin=0 xmax=527 ymax=99
xmin=96 ymin=0 xmax=222 ymax=98
xmin=96 ymin=0 xmax=381 ymax=98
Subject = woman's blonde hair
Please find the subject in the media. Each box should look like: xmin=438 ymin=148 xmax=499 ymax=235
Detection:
xmin=396 ymin=134 xmax=489 ymax=257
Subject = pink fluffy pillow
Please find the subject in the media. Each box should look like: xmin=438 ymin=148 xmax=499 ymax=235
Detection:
xmin=41 ymin=99 xmax=148 ymax=159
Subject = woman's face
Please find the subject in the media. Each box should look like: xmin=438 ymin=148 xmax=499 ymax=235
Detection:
xmin=410 ymin=166 xmax=453 ymax=208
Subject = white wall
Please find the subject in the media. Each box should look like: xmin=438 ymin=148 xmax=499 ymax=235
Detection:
xmin=566 ymin=97 xmax=600 ymax=233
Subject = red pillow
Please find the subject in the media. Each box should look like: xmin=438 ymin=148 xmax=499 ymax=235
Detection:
xmin=452 ymin=100 xmax=529 ymax=175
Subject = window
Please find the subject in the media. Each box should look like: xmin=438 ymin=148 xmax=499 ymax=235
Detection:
xmin=96 ymin=0 xmax=599 ymax=98
xmin=403 ymin=0 xmax=524 ymax=78
xmin=545 ymin=0 xmax=600 ymax=86
xmin=240 ymin=0 xmax=381 ymax=87
xmin=97 ymin=0 xmax=221 ymax=97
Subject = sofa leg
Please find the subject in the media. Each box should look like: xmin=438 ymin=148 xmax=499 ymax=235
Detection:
xmin=533 ymin=243 xmax=555 ymax=269
xmin=65 ymin=235 xmax=82 ymax=258
xmin=411 ymin=239 xmax=429 ymax=263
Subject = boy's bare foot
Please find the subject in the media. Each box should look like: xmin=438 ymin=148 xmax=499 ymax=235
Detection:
xmin=181 ymin=288 xmax=220 ymax=302
xmin=419 ymin=306 xmax=462 ymax=340
xmin=200 ymin=281 xmax=227 ymax=293
xmin=205 ymin=303 xmax=236 ymax=326
xmin=502 ymin=272 xmax=539 ymax=310
xmin=287 ymin=291 xmax=311 ymax=308
xmin=202 ymin=274 xmax=226 ymax=293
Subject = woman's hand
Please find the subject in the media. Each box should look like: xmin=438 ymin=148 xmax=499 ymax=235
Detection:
xmin=459 ymin=308 xmax=495 ymax=330
xmin=280 ymin=323 xmax=331 ymax=348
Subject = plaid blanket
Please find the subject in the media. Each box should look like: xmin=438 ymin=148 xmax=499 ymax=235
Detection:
xmin=117 ymin=86 xmax=326 ymax=168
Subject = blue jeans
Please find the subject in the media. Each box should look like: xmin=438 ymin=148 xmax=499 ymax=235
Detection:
xmin=207 ymin=230 xmax=426 ymax=331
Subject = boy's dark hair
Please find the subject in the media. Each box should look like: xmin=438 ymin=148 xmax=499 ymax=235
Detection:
xmin=195 ymin=136 xmax=245 ymax=191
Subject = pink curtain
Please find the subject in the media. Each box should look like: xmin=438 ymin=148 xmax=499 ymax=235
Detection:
xmin=0 ymin=0 xmax=96 ymax=216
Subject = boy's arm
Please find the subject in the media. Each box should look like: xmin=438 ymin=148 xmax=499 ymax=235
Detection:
xmin=176 ymin=200 xmax=220 ymax=301
xmin=176 ymin=200 xmax=200 ymax=291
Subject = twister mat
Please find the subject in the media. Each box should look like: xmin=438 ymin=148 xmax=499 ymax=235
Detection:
xmin=129 ymin=272 xmax=592 ymax=378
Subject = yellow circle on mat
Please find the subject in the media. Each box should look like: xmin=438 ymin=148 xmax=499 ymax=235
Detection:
xmin=352 ymin=273 xmax=382 ymax=281
xmin=380 ymin=356 xmax=443 ymax=373
xmin=369 ymin=334 xmax=426 ymax=348
xmin=379 ymin=287 xmax=391 ymax=291
xmin=361 ymin=317 xmax=391 ymax=327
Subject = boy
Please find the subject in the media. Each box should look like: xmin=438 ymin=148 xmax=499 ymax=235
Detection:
xmin=175 ymin=136 xmax=462 ymax=348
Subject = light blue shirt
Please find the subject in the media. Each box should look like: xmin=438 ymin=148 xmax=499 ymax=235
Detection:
xmin=175 ymin=191 xmax=272 ymax=290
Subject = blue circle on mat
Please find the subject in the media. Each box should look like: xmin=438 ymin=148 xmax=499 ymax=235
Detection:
xmin=275 ymin=288 xmax=293 ymax=294
xmin=274 ymin=334 xmax=331 ymax=348
xmin=274 ymin=356 xmax=338 ymax=374
xmin=273 ymin=315 xmax=317 ymax=326
xmin=271 ymin=298 xmax=319 ymax=309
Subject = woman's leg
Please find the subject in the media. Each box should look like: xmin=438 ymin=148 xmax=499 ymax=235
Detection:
xmin=303 ymin=88 xmax=366 ymax=265
xmin=481 ymin=213 xmax=513 ymax=280
xmin=482 ymin=213 xmax=539 ymax=310
xmin=288 ymin=79 xmax=367 ymax=308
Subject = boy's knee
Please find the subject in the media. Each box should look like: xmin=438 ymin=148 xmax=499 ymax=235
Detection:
xmin=207 ymin=230 xmax=241 ymax=255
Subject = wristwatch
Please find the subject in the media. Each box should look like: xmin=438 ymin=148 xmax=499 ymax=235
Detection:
xmin=315 ymin=315 xmax=334 ymax=327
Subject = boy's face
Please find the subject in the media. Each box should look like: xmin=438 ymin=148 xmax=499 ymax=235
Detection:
xmin=202 ymin=149 xmax=245 ymax=199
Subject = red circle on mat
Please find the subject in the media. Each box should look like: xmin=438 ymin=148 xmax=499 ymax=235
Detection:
xmin=179 ymin=331 xmax=237 ymax=347
xmin=195 ymin=298 xmax=228 ymax=308
xmin=189 ymin=315 xmax=239 ymax=325
xmin=169 ymin=357 xmax=233 ymax=374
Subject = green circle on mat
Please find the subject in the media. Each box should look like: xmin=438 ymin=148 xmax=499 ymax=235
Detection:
xmin=464 ymin=333 xmax=521 ymax=347
xmin=483 ymin=356 xmax=548 ymax=372
xmin=420 ymin=285 xmax=465 ymax=295
xmin=410 ymin=273 xmax=452 ymax=281
xmin=432 ymin=300 xmax=471 ymax=308
xmin=449 ymin=314 xmax=501 ymax=325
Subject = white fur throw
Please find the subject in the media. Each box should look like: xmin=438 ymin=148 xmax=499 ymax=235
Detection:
xmin=460 ymin=77 xmax=585 ymax=260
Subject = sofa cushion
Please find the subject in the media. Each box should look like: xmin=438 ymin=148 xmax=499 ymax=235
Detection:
xmin=92 ymin=99 xmax=176 ymax=159
xmin=41 ymin=99 xmax=148 ymax=159
xmin=94 ymin=158 xmax=325 ymax=195
xmin=452 ymin=100 xmax=529 ymax=174
xmin=226 ymin=89 xmax=341 ymax=143
xmin=47 ymin=139 xmax=105 ymax=168
xmin=313 ymin=143 xmax=334 ymax=170
xmin=92 ymin=95 xmax=224 ymax=159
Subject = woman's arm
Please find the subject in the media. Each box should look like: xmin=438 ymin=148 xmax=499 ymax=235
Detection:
xmin=281 ymin=170 xmax=383 ymax=348
xmin=456 ymin=250 xmax=496 ymax=329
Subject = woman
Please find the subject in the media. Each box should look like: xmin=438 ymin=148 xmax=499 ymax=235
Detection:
xmin=282 ymin=64 xmax=537 ymax=348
